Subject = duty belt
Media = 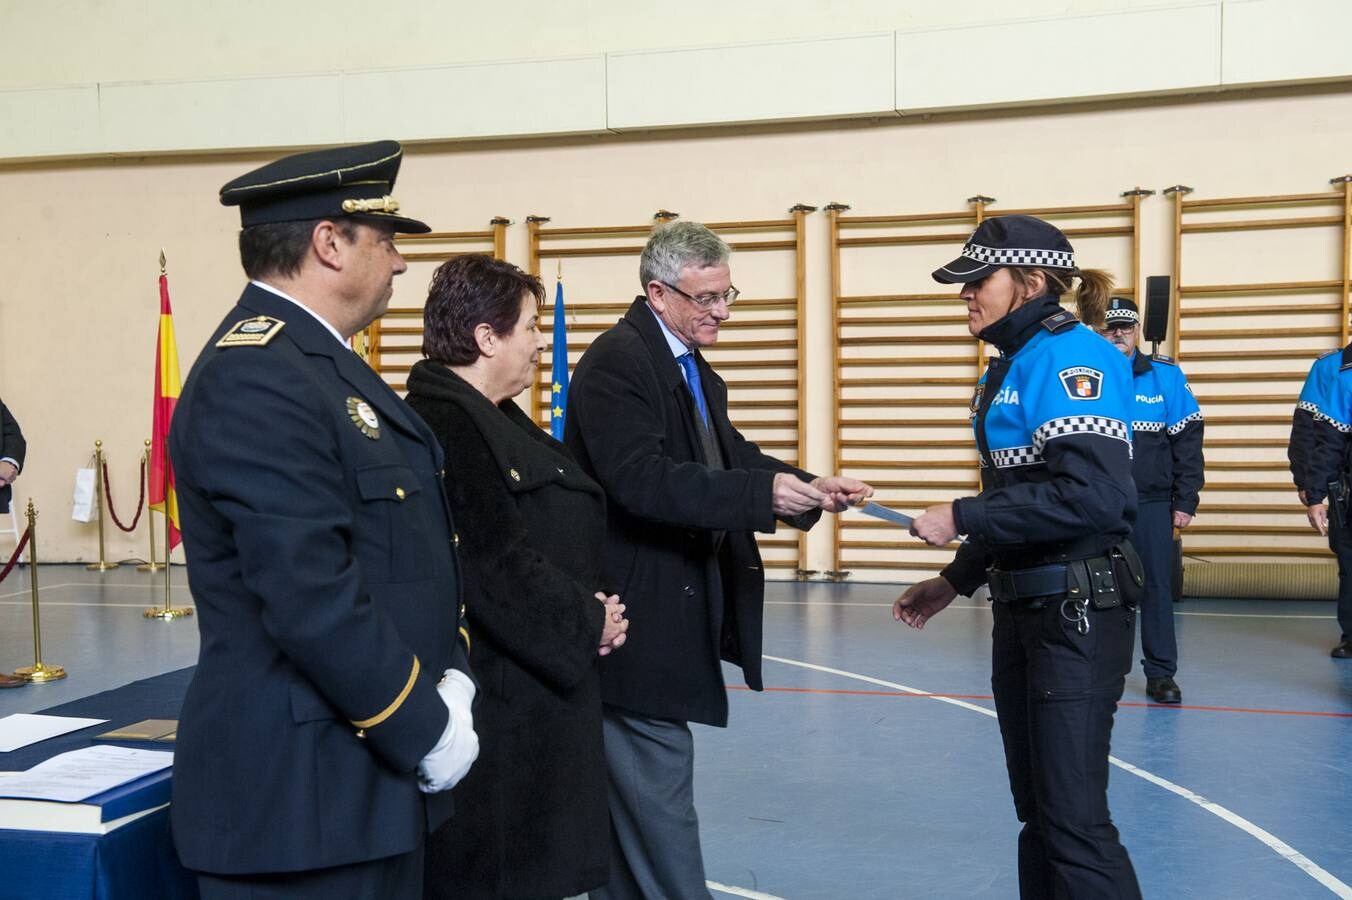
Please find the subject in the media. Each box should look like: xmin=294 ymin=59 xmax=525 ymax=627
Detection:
xmin=987 ymin=563 xmax=1066 ymax=606
xmin=988 ymin=544 xmax=1143 ymax=611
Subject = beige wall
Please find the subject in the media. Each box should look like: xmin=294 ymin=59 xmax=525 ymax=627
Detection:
xmin=0 ymin=0 xmax=1190 ymax=88
xmin=2 ymin=86 xmax=1350 ymax=572
xmin=7 ymin=1 xmax=1352 ymax=159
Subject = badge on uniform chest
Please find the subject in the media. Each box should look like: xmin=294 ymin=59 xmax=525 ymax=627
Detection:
xmin=346 ymin=396 xmax=381 ymax=439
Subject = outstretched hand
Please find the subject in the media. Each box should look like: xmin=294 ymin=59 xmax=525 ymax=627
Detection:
xmin=893 ymin=577 xmax=958 ymax=630
xmin=910 ymin=502 xmax=959 ymax=546
xmin=810 ymin=476 xmax=874 ymax=512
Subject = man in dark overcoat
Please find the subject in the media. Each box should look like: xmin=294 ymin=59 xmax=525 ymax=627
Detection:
xmin=169 ymin=141 xmax=478 ymax=899
xmin=565 ymin=220 xmax=872 ymax=899
xmin=0 ymin=398 xmax=24 ymax=516
xmin=0 ymin=397 xmax=26 ymax=688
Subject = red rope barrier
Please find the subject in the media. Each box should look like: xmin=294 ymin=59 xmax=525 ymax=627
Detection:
xmin=103 ymin=458 xmax=147 ymax=533
xmin=0 ymin=526 xmax=29 ymax=584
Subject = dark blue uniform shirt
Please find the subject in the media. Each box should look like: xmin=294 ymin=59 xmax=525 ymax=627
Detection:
xmin=944 ymin=296 xmax=1137 ymax=595
xmin=1291 ymin=344 xmax=1352 ymax=504
xmin=1127 ymin=351 xmax=1204 ymax=513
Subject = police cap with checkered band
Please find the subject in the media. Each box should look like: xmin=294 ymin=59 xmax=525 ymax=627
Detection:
xmin=932 ymin=215 xmax=1075 ymax=284
xmin=1102 ymin=297 xmax=1140 ymax=328
xmin=219 ymin=140 xmax=431 ymax=234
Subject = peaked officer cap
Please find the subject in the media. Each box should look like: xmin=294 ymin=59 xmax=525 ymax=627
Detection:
xmin=1103 ymin=297 xmax=1140 ymax=326
xmin=220 ymin=140 xmax=431 ymax=234
xmin=932 ymin=215 xmax=1076 ymax=284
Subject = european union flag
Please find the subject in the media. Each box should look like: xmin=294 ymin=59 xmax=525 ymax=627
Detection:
xmin=550 ymin=277 xmax=569 ymax=440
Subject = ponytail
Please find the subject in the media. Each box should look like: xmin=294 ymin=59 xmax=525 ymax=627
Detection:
xmin=1069 ymin=268 xmax=1114 ymax=330
xmin=1007 ymin=266 xmax=1116 ymax=329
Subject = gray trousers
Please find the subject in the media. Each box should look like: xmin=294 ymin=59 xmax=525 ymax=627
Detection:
xmin=590 ymin=706 xmax=712 ymax=900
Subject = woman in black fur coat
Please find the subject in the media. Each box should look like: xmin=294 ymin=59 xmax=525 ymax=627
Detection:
xmin=407 ymin=255 xmax=629 ymax=899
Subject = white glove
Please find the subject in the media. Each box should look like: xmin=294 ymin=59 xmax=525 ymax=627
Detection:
xmin=417 ymin=668 xmax=478 ymax=793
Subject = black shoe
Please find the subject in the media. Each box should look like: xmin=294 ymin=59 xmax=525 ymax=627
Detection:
xmin=1146 ymin=676 xmax=1182 ymax=704
xmin=1332 ymin=641 xmax=1352 ymax=659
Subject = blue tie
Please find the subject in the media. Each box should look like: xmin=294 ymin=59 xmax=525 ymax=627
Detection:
xmin=677 ymin=352 xmax=710 ymax=427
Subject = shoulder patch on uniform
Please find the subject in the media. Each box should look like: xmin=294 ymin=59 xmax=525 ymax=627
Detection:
xmin=1059 ymin=366 xmax=1103 ymax=400
xmin=216 ymin=315 xmax=285 ymax=348
xmin=1041 ymin=310 xmax=1078 ymax=333
xmin=1151 ymin=354 xmax=1177 ymax=365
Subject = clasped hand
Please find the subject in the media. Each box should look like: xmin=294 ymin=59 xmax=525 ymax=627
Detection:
xmin=594 ymin=592 xmax=629 ymax=656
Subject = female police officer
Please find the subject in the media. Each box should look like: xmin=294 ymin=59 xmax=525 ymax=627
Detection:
xmin=896 ymin=215 xmax=1143 ymax=899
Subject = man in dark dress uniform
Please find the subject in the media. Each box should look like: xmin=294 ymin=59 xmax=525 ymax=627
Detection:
xmin=169 ymin=141 xmax=478 ymax=899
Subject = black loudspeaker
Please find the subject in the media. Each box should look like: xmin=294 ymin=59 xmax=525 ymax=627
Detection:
xmin=1144 ymin=275 xmax=1171 ymax=348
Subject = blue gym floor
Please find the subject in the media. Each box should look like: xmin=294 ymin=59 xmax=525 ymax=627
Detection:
xmin=3 ymin=568 xmax=1350 ymax=899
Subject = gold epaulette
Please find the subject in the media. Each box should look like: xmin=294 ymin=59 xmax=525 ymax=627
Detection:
xmin=216 ymin=315 xmax=285 ymax=348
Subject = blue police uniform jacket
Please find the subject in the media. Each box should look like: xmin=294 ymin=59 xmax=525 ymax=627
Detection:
xmin=1127 ymin=351 xmax=1204 ymax=513
xmin=943 ymin=295 xmax=1137 ymax=595
xmin=1290 ymin=343 xmax=1352 ymax=504
xmin=169 ymin=284 xmax=470 ymax=875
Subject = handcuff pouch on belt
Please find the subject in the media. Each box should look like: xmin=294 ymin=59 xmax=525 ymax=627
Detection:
xmin=1066 ymin=542 xmax=1144 ymax=610
xmin=1328 ymin=476 xmax=1349 ymax=529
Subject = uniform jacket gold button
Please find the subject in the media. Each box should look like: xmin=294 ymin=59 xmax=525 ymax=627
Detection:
xmin=509 ymin=468 xmax=521 ymax=482
xmin=453 ymin=533 xmax=461 ymax=547
xmin=395 ymin=487 xmax=406 ymax=500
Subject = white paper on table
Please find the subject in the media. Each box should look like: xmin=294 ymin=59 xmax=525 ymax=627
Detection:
xmin=0 ymin=714 xmax=108 ymax=753
xmin=0 ymin=746 xmax=173 ymax=802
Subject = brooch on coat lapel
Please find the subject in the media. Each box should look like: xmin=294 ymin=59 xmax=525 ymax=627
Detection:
xmin=346 ymin=396 xmax=381 ymax=439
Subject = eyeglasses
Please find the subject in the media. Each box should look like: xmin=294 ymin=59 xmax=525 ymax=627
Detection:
xmin=1100 ymin=324 xmax=1137 ymax=336
xmin=660 ymin=281 xmax=740 ymax=308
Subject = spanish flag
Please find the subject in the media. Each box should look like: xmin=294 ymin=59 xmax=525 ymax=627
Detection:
xmin=149 ymin=261 xmax=182 ymax=549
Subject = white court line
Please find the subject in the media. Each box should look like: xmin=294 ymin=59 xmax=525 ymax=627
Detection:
xmin=763 ymin=600 xmax=1335 ymax=619
xmin=0 ymin=581 xmax=184 ymax=600
xmin=0 ymin=601 xmax=173 ymax=609
xmin=763 ymin=654 xmax=1352 ymax=899
xmin=706 ymin=880 xmax=785 ymax=899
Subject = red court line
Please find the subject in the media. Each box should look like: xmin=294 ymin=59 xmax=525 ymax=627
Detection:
xmin=728 ymin=685 xmax=1352 ymax=718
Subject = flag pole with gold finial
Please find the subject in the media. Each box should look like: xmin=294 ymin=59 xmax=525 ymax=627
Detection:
xmin=146 ymin=249 xmax=192 ymax=619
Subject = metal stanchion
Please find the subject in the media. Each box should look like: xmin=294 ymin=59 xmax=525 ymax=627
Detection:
xmin=145 ymin=455 xmax=192 ymax=621
xmin=136 ymin=440 xmax=164 ymax=573
xmin=14 ymin=500 xmax=66 ymax=683
xmin=86 ymin=439 xmax=119 ymax=571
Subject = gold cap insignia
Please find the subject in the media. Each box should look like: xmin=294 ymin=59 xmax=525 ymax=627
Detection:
xmin=341 ymin=195 xmax=401 ymax=215
xmin=217 ymin=315 xmax=285 ymax=348
xmin=346 ymin=396 xmax=380 ymax=439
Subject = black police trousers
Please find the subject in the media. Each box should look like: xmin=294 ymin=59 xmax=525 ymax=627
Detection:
xmin=992 ymin=597 xmax=1142 ymax=900
xmin=1328 ymin=510 xmax=1352 ymax=641
xmin=1128 ymin=498 xmax=1178 ymax=678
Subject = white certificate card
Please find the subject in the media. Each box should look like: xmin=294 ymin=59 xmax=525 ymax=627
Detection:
xmin=0 ymin=745 xmax=173 ymax=802
xmin=0 ymin=714 xmax=108 ymax=753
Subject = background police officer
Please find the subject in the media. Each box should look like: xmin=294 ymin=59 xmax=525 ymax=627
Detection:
xmin=170 ymin=141 xmax=478 ymax=899
xmin=897 ymin=216 xmax=1143 ymax=899
xmin=1289 ymin=344 xmax=1352 ymax=659
xmin=1101 ymin=297 xmax=1204 ymax=703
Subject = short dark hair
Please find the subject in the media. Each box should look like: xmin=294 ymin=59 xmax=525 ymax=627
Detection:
xmin=422 ymin=255 xmax=545 ymax=365
xmin=238 ymin=218 xmax=359 ymax=281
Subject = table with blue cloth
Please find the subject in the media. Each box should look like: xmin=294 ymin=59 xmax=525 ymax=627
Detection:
xmin=0 ymin=667 xmax=198 ymax=900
